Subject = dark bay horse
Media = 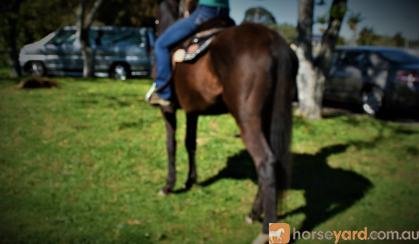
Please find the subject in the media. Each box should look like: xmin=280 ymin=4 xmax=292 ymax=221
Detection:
xmin=154 ymin=1 xmax=298 ymax=241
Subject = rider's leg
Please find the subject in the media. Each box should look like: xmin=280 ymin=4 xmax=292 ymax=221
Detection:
xmin=153 ymin=17 xmax=197 ymax=100
xmin=151 ymin=5 xmax=229 ymax=102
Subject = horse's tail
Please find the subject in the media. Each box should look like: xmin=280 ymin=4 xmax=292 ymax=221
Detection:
xmin=267 ymin=37 xmax=298 ymax=193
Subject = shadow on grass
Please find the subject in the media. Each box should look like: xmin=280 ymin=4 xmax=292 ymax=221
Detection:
xmin=322 ymin=102 xmax=419 ymax=122
xmin=200 ymin=143 xmax=373 ymax=233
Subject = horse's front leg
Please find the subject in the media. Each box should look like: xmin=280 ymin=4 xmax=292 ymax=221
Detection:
xmin=160 ymin=107 xmax=177 ymax=195
xmin=184 ymin=113 xmax=198 ymax=189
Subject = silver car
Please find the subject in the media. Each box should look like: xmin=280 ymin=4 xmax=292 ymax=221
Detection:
xmin=19 ymin=26 xmax=155 ymax=80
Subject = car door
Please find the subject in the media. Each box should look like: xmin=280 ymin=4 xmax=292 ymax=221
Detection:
xmin=325 ymin=51 xmax=344 ymax=100
xmin=91 ymin=29 xmax=111 ymax=75
xmin=93 ymin=28 xmax=151 ymax=76
xmin=43 ymin=29 xmax=74 ymax=74
xmin=44 ymin=29 xmax=83 ymax=75
xmin=124 ymin=28 xmax=152 ymax=75
xmin=59 ymin=32 xmax=83 ymax=74
xmin=388 ymin=64 xmax=418 ymax=110
xmin=327 ymin=50 xmax=365 ymax=103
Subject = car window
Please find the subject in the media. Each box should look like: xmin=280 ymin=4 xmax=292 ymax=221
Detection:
xmin=49 ymin=29 xmax=77 ymax=45
xmin=331 ymin=52 xmax=339 ymax=66
xmin=367 ymin=52 xmax=389 ymax=69
xmin=93 ymin=29 xmax=143 ymax=47
xmin=341 ymin=51 xmax=365 ymax=67
xmin=115 ymin=31 xmax=142 ymax=46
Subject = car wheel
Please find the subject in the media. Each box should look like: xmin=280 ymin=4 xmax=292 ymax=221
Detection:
xmin=361 ymin=86 xmax=384 ymax=116
xmin=27 ymin=61 xmax=46 ymax=76
xmin=111 ymin=64 xmax=129 ymax=80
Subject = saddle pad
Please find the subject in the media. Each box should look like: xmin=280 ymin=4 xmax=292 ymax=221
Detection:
xmin=173 ymin=28 xmax=224 ymax=63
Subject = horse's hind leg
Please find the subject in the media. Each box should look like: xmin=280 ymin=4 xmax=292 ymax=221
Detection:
xmin=246 ymin=186 xmax=263 ymax=224
xmin=160 ymin=108 xmax=177 ymax=195
xmin=239 ymin=118 xmax=277 ymax=234
xmin=185 ymin=113 xmax=198 ymax=189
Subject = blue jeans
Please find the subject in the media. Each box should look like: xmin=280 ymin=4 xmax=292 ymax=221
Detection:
xmin=154 ymin=5 xmax=229 ymax=100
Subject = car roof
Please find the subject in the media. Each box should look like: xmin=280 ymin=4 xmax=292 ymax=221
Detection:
xmin=60 ymin=26 xmax=151 ymax=31
xmin=336 ymin=45 xmax=419 ymax=64
xmin=336 ymin=45 xmax=409 ymax=52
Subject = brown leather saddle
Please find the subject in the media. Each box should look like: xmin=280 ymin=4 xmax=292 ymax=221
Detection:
xmin=172 ymin=17 xmax=235 ymax=63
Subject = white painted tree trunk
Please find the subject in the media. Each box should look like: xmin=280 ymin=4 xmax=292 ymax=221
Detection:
xmin=81 ymin=46 xmax=94 ymax=77
xmin=292 ymin=45 xmax=325 ymax=120
xmin=295 ymin=0 xmax=347 ymax=120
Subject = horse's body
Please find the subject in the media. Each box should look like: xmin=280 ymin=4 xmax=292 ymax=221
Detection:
xmin=155 ymin=0 xmax=298 ymax=238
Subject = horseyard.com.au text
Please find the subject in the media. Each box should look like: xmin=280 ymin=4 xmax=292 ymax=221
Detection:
xmin=268 ymin=223 xmax=419 ymax=243
xmin=293 ymin=227 xmax=419 ymax=243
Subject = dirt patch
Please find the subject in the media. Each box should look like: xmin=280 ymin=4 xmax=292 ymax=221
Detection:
xmin=18 ymin=77 xmax=58 ymax=89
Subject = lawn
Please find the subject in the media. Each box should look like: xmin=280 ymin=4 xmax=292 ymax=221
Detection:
xmin=0 ymin=77 xmax=418 ymax=243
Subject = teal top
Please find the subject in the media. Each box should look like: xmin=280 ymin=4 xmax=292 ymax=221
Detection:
xmin=198 ymin=0 xmax=229 ymax=8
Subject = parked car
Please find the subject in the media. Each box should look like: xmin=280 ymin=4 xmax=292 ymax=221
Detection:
xmin=19 ymin=26 xmax=155 ymax=80
xmin=325 ymin=46 xmax=419 ymax=115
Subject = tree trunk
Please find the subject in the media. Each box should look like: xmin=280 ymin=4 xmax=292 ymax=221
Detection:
xmin=296 ymin=0 xmax=347 ymax=120
xmin=6 ymin=17 xmax=22 ymax=78
xmin=157 ymin=0 xmax=180 ymax=36
xmin=297 ymin=0 xmax=313 ymax=61
xmin=296 ymin=0 xmax=322 ymax=119
xmin=4 ymin=0 xmax=23 ymax=78
xmin=316 ymin=0 xmax=347 ymax=73
xmin=76 ymin=0 xmax=103 ymax=78
xmin=81 ymin=41 xmax=93 ymax=77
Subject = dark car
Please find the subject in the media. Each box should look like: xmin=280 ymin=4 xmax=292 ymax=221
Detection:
xmin=324 ymin=46 xmax=419 ymax=115
xmin=19 ymin=26 xmax=155 ymax=80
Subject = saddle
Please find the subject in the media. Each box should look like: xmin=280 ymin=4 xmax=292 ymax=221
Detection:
xmin=172 ymin=17 xmax=235 ymax=63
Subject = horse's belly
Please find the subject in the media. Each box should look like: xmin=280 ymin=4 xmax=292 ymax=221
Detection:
xmin=174 ymin=54 xmax=225 ymax=114
xmin=177 ymin=89 xmax=227 ymax=114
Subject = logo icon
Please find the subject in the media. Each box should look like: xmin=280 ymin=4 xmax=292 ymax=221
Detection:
xmin=269 ymin=223 xmax=290 ymax=244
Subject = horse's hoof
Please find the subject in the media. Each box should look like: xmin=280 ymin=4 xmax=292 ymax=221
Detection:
xmin=158 ymin=189 xmax=169 ymax=197
xmin=245 ymin=216 xmax=254 ymax=224
xmin=184 ymin=179 xmax=196 ymax=190
xmin=184 ymin=184 xmax=193 ymax=190
xmin=252 ymin=233 xmax=269 ymax=244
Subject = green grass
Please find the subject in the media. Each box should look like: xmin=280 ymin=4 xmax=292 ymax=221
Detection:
xmin=0 ymin=77 xmax=418 ymax=243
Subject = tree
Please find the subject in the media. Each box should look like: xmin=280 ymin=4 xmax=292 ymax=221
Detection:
xmin=357 ymin=27 xmax=377 ymax=45
xmin=243 ymin=7 xmax=276 ymax=25
xmin=155 ymin=0 xmax=180 ymax=36
xmin=76 ymin=0 xmax=104 ymax=78
xmin=392 ymin=32 xmax=405 ymax=47
xmin=295 ymin=0 xmax=347 ymax=119
xmin=0 ymin=0 xmax=25 ymax=78
xmin=347 ymin=12 xmax=362 ymax=45
xmin=1 ymin=0 xmax=159 ymax=78
xmin=271 ymin=23 xmax=298 ymax=43
xmin=1 ymin=0 xmax=79 ymax=77
xmin=97 ymin=0 xmax=158 ymax=27
xmin=76 ymin=0 xmax=161 ymax=76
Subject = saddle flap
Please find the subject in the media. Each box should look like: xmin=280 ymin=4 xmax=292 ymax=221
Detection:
xmin=173 ymin=17 xmax=236 ymax=63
